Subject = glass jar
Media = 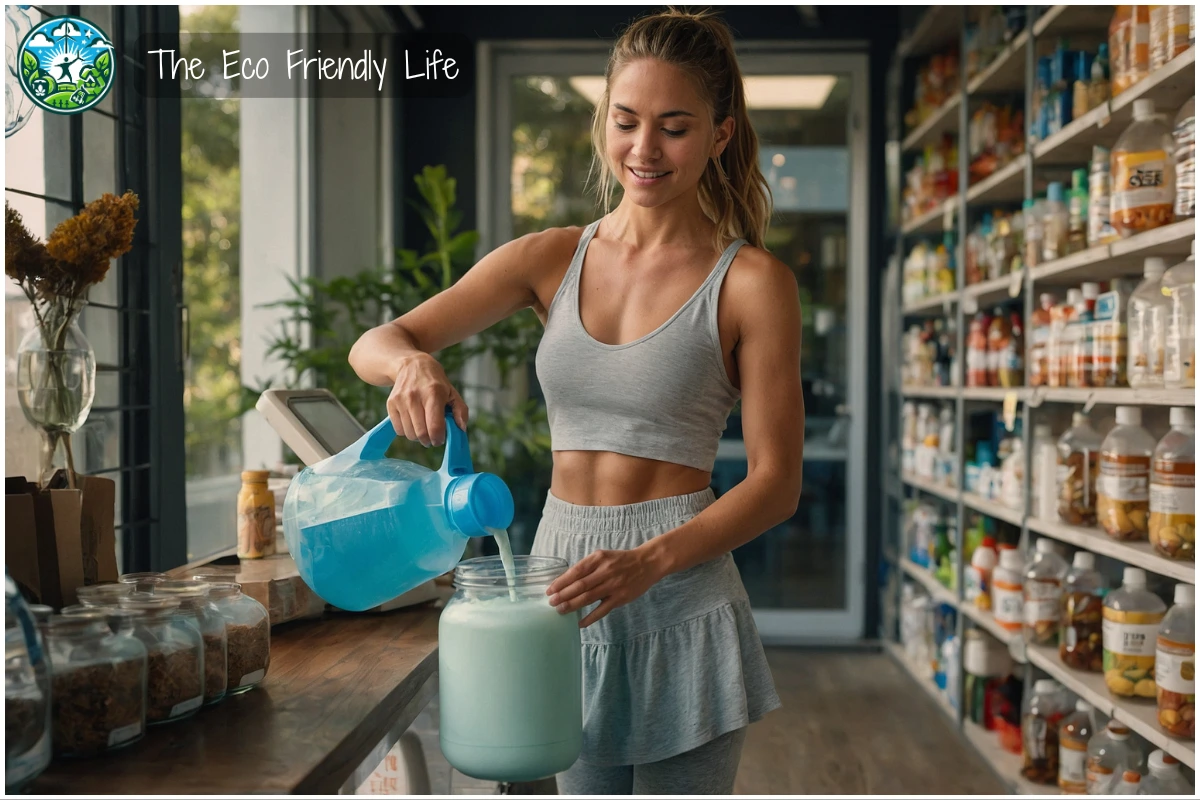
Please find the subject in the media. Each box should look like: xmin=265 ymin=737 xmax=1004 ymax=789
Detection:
xmin=1021 ymin=678 xmax=1071 ymax=784
xmin=1057 ymin=413 xmax=1103 ymax=527
xmin=1060 ymin=552 xmax=1106 ymax=672
xmin=118 ymin=572 xmax=167 ymax=593
xmin=1161 ymin=249 xmax=1195 ymax=389
xmin=64 ymin=604 xmax=141 ymax=637
xmin=1024 ymin=538 xmax=1068 ymax=646
xmin=1058 ymin=699 xmax=1095 ymax=794
xmin=155 ymin=581 xmax=228 ymax=706
xmin=238 ymin=470 xmax=276 ymax=559
xmin=439 ymin=555 xmax=582 ymax=783
xmin=1102 ymin=567 xmax=1167 ymax=698
xmin=5 ymin=574 xmax=51 ymax=791
xmin=44 ymin=610 xmax=147 ymax=757
xmin=1155 ymin=583 xmax=1194 ymax=739
xmin=1149 ymin=407 xmax=1195 ymax=560
xmin=1086 ymin=720 xmax=1145 ymax=794
xmin=1098 ymin=406 xmax=1156 ymax=540
xmin=117 ymin=595 xmax=204 ymax=725
xmin=198 ymin=581 xmax=269 ymax=695
xmin=76 ymin=582 xmax=133 ymax=608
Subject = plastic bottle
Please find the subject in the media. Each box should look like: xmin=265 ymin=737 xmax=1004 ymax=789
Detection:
xmin=1111 ymin=99 xmax=1177 ymax=238
xmin=1061 ymin=551 xmax=1106 ymax=672
xmin=1098 ymin=406 xmax=1157 ymax=540
xmin=992 ymin=547 xmax=1025 ymax=633
xmin=1155 ymin=583 xmax=1195 ymax=739
xmin=1022 ymin=678 xmax=1073 ymax=784
xmin=1088 ymin=43 xmax=1111 ymax=110
xmin=1043 ymin=182 xmax=1070 ymax=261
xmin=1024 ymin=538 xmax=1069 ymax=646
xmin=967 ymin=310 xmax=991 ymax=387
xmin=942 ymin=633 xmax=961 ymax=710
xmin=1141 ymin=750 xmax=1193 ymax=794
xmin=1109 ymin=5 xmax=1151 ymax=97
xmin=1091 ymin=277 xmax=1137 ymax=387
xmin=1102 ymin=566 xmax=1167 ymax=698
xmin=1049 ymin=289 xmax=1082 ymax=387
xmin=1161 ymin=246 xmax=1195 ymax=389
xmin=999 ymin=310 xmax=1024 ymax=388
xmin=1112 ymin=769 xmax=1141 ymax=794
xmin=1067 ymin=168 xmax=1090 ymax=254
xmin=1151 ymin=5 xmax=1193 ymax=69
xmin=1024 ymin=198 xmax=1044 ymax=268
xmin=1067 ymin=283 xmax=1099 ymax=388
xmin=966 ymin=535 xmax=998 ymax=610
xmin=1029 ymin=293 xmax=1056 ymax=387
xmin=964 ymin=628 xmax=1009 ymax=730
xmin=987 ymin=308 xmax=1012 ymax=387
xmin=1072 ymin=51 xmax=1094 ymax=121
xmin=1058 ymin=699 xmax=1095 ymax=794
xmin=1086 ymin=720 xmax=1146 ymax=794
xmin=1088 ymin=145 xmax=1118 ymax=246
xmin=1032 ymin=423 xmax=1059 ymax=521
xmin=1057 ymin=412 xmax=1103 ymax=527
xmin=1127 ymin=256 xmax=1169 ymax=388
xmin=1149 ymin=407 xmax=1195 ymax=561
xmin=1174 ymin=96 xmax=1195 ymax=218
xmin=1001 ymin=439 xmax=1026 ymax=511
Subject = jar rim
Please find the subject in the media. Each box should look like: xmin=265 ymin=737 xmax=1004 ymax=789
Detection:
xmin=200 ymin=581 xmax=243 ymax=598
xmin=453 ymin=555 xmax=567 ymax=588
xmin=155 ymin=580 xmax=210 ymax=598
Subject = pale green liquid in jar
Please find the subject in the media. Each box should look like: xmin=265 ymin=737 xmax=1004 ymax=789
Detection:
xmin=488 ymin=527 xmax=518 ymax=602
xmin=438 ymin=590 xmax=583 ymax=781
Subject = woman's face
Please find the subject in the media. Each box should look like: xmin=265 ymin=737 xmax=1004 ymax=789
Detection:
xmin=605 ymin=58 xmax=734 ymax=209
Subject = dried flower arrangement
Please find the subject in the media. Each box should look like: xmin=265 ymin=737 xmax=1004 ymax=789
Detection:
xmin=4 ymin=193 xmax=139 ymax=482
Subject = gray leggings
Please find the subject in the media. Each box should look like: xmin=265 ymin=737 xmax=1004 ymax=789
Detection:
xmin=556 ymin=727 xmax=747 ymax=795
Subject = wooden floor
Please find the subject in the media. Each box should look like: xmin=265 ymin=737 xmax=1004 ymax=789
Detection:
xmin=406 ymin=648 xmax=1006 ymax=795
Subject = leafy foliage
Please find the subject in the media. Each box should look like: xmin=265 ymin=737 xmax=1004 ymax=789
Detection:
xmin=22 ymin=50 xmax=38 ymax=81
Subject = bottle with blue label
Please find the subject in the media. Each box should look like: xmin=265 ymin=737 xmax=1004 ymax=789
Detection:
xmin=282 ymin=408 xmax=515 ymax=611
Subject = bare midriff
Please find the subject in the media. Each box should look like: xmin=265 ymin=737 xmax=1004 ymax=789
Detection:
xmin=549 ymin=450 xmax=713 ymax=506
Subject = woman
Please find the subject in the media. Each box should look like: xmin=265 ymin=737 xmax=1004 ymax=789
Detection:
xmin=350 ymin=8 xmax=803 ymax=795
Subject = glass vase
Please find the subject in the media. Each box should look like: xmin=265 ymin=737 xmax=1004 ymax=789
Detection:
xmin=16 ymin=313 xmax=96 ymax=483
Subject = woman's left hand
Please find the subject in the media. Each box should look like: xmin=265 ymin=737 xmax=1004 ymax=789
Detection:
xmin=546 ymin=546 xmax=664 ymax=628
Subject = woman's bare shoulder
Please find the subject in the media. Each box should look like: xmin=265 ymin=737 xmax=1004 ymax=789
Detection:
xmin=725 ymin=243 xmax=799 ymax=299
xmin=497 ymin=225 xmax=587 ymax=271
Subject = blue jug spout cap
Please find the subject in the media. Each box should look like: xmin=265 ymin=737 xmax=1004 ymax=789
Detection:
xmin=440 ymin=407 xmax=473 ymax=476
xmin=446 ymin=473 xmax=515 ymax=536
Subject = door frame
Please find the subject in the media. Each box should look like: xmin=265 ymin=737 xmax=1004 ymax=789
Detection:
xmin=480 ymin=43 xmax=870 ymax=643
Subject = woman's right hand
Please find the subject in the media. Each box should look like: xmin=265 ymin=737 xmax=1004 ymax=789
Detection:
xmin=387 ymin=352 xmax=468 ymax=448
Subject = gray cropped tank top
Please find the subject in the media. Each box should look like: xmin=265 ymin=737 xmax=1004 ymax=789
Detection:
xmin=534 ymin=219 xmax=745 ymax=472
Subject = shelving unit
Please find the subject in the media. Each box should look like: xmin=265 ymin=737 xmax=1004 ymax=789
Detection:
xmin=886 ymin=5 xmax=1196 ymax=792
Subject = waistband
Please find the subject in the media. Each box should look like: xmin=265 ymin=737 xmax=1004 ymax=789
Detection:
xmin=540 ymin=488 xmax=715 ymax=532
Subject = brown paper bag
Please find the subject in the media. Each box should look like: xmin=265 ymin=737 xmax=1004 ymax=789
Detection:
xmin=76 ymin=474 xmax=118 ymax=585
xmin=4 ymin=474 xmax=85 ymax=608
xmin=5 ymin=478 xmax=41 ymax=602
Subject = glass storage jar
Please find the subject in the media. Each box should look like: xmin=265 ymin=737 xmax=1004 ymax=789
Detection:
xmin=153 ymin=581 xmax=228 ymax=706
xmin=196 ymin=581 xmax=269 ymax=695
xmin=439 ymin=555 xmax=582 ymax=783
xmin=6 ymin=573 xmax=51 ymax=791
xmin=1149 ymin=407 xmax=1195 ymax=560
xmin=44 ymin=610 xmax=147 ymax=757
xmin=64 ymin=604 xmax=141 ymax=636
xmin=1097 ymin=406 xmax=1156 ymax=540
xmin=117 ymin=595 xmax=204 ymax=724
xmin=118 ymin=572 xmax=167 ymax=593
xmin=76 ymin=582 xmax=133 ymax=607
xmin=1057 ymin=413 xmax=1103 ymax=526
xmin=1102 ymin=567 xmax=1167 ymax=698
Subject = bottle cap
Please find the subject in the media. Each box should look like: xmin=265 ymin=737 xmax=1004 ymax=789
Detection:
xmin=1122 ymin=567 xmax=1147 ymax=588
xmin=1145 ymin=256 xmax=1167 ymax=278
xmin=1170 ymin=407 xmax=1194 ymax=427
xmin=1108 ymin=721 xmax=1131 ymax=739
xmin=1133 ymin=98 xmax=1156 ymax=119
xmin=1035 ymin=538 xmax=1055 ymax=555
xmin=1023 ymin=198 xmax=1036 ymax=211
xmin=1047 ymin=182 xmax=1064 ymax=203
xmin=999 ymin=549 xmax=1024 ymax=571
xmin=1075 ymin=699 xmax=1092 ymax=713
xmin=1071 ymin=411 xmax=1088 ymax=428
xmin=1066 ymin=288 xmax=1082 ymax=304
xmin=981 ymin=536 xmax=996 ymax=548
xmin=1115 ymin=406 xmax=1142 ymax=426
xmin=241 ymin=470 xmax=270 ymax=483
xmin=1175 ymin=583 xmax=1195 ymax=605
xmin=1034 ymin=678 xmax=1059 ymax=694
xmin=1149 ymin=751 xmax=1179 ymax=772
xmin=446 ymin=472 xmax=516 ymax=537
xmin=1121 ymin=770 xmax=1140 ymax=783
xmin=1040 ymin=292 xmax=1056 ymax=307
xmin=1072 ymin=551 xmax=1096 ymax=571
xmin=1081 ymin=282 xmax=1100 ymax=299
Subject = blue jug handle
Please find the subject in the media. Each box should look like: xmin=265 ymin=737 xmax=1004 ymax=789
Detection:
xmin=356 ymin=406 xmax=472 ymax=476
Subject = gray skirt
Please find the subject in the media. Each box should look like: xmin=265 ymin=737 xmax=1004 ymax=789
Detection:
xmin=530 ymin=488 xmax=781 ymax=767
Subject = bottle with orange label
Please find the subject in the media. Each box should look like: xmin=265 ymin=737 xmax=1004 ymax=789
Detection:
xmin=992 ymin=547 xmax=1025 ymax=634
xmin=1109 ymin=5 xmax=1152 ymax=97
xmin=1098 ymin=406 xmax=1156 ymax=540
xmin=1102 ymin=567 xmax=1167 ymax=697
xmin=1155 ymin=583 xmax=1194 ymax=739
xmin=1149 ymin=407 xmax=1195 ymax=561
xmin=1057 ymin=699 xmax=1095 ymax=794
xmin=1111 ymin=99 xmax=1177 ymax=237
xmin=1086 ymin=719 xmax=1146 ymax=795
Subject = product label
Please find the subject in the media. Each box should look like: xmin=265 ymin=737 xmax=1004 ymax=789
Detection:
xmin=1103 ymin=617 xmax=1159 ymax=658
xmin=1060 ymin=742 xmax=1088 ymax=789
xmin=1023 ymin=578 xmax=1062 ymax=626
xmin=1112 ymin=150 xmax=1173 ymax=211
xmin=1151 ymin=458 xmax=1194 ymax=514
xmin=1156 ymin=636 xmax=1195 ymax=696
xmin=965 ymin=566 xmax=987 ymax=603
xmin=993 ymin=580 xmax=1024 ymax=631
xmin=1087 ymin=761 xmax=1117 ymax=795
xmin=238 ymin=668 xmax=266 ymax=688
xmin=1100 ymin=454 xmax=1151 ymax=501
xmin=170 ymin=695 xmax=203 ymax=718
xmin=108 ymin=721 xmax=143 ymax=747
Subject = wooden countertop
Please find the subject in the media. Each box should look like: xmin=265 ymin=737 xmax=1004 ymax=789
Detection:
xmin=31 ymin=604 xmax=441 ymax=795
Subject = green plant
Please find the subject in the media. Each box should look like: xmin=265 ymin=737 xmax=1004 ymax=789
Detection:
xmin=245 ymin=165 xmax=551 ymax=481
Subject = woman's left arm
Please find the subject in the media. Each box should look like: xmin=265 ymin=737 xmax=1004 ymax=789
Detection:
xmin=548 ymin=250 xmax=805 ymax=626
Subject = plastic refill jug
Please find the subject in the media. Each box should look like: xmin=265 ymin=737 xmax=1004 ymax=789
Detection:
xmin=282 ymin=410 xmax=515 ymax=611
xmin=440 ymin=556 xmax=582 ymax=782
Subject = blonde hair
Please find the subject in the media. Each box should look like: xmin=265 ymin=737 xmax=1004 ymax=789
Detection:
xmin=588 ymin=7 xmax=773 ymax=251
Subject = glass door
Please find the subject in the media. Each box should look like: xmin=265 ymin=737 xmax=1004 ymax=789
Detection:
xmin=488 ymin=47 xmax=869 ymax=642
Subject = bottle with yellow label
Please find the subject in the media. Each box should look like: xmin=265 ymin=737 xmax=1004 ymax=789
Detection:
xmin=237 ymin=470 xmax=276 ymax=560
xmin=1102 ymin=567 xmax=1167 ymax=697
xmin=1111 ymin=99 xmax=1177 ymax=238
xmin=1155 ymin=583 xmax=1194 ymax=739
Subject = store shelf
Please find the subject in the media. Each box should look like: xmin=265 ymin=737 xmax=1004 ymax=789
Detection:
xmin=962 ymin=273 xmax=1022 ymax=311
xmin=898 ymin=6 xmax=963 ymax=60
xmin=963 ymin=720 xmax=1045 ymax=795
xmin=902 ymin=473 xmax=961 ymax=504
xmin=902 ymin=198 xmax=955 ymax=237
xmin=962 ymin=387 xmax=1019 ymax=402
xmin=1108 ymin=218 xmax=1196 ymax=262
xmin=1032 ymin=101 xmax=1113 ymax=166
xmin=901 ymin=559 xmax=960 ymax=608
xmin=901 ymin=385 xmax=958 ymax=399
xmin=885 ymin=639 xmax=956 ymax=724
xmin=903 ymin=94 xmax=961 ymax=153
xmin=1026 ymin=516 xmax=1195 ymax=584
xmin=1031 ymin=219 xmax=1195 ymax=286
xmin=959 ymin=601 xmax=1018 ymax=647
xmin=1025 ymin=643 xmax=1196 ymax=769
xmin=963 ymin=493 xmax=1024 ymax=527
xmin=1033 ymin=5 xmax=1117 ymax=39
xmin=967 ymin=29 xmax=1030 ymax=96
xmin=1026 ymin=386 xmax=1196 ymax=408
xmin=902 ymin=289 xmax=959 ymax=316
xmin=1029 ymin=244 xmax=1118 ymax=284
xmin=966 ymin=155 xmax=1028 ymax=206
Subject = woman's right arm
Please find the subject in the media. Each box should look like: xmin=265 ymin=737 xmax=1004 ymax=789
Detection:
xmin=349 ymin=228 xmax=573 ymax=447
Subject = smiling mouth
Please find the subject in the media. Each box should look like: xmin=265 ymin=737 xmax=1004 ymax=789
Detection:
xmin=628 ymin=167 xmax=670 ymax=179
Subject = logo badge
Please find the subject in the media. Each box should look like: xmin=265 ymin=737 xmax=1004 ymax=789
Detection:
xmin=17 ymin=15 xmax=114 ymax=115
